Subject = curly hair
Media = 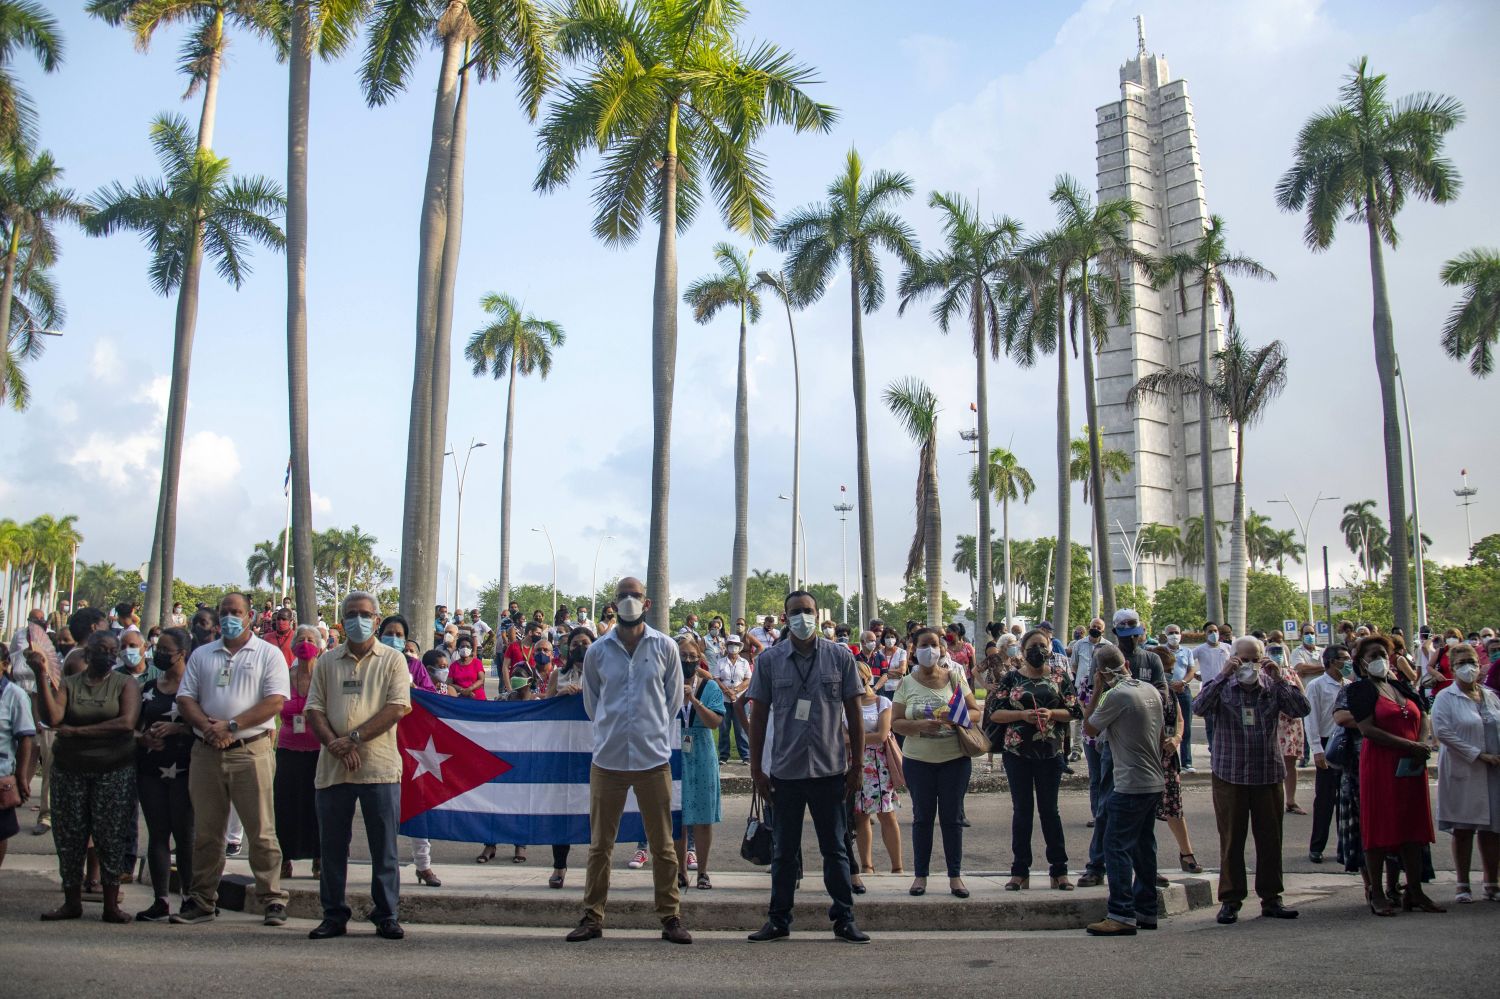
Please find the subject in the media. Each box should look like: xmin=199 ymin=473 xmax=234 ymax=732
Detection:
xmin=1351 ymin=634 xmax=1394 ymax=672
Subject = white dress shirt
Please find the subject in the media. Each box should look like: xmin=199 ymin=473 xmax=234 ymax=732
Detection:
xmin=713 ymin=656 xmax=751 ymax=698
xmin=582 ymin=623 xmax=684 ymax=772
xmin=1302 ymin=672 xmax=1346 ymax=748
xmin=178 ymin=634 xmax=291 ymax=738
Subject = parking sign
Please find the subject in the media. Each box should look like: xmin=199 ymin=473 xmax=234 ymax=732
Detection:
xmin=1316 ymin=620 xmax=1330 ymax=637
xmin=1283 ymin=619 xmax=1298 ymax=635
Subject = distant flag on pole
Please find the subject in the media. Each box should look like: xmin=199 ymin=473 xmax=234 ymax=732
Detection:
xmin=283 ymin=459 xmax=292 ymax=496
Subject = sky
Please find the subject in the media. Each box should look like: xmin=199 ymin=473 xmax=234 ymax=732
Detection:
xmin=4 ymin=0 xmax=1498 ymax=613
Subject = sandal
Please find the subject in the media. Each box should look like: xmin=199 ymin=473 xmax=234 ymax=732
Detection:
xmin=512 ymin=847 xmax=528 ymax=864
xmin=548 ymin=871 xmax=566 ymax=890
xmin=1285 ymin=804 xmax=1307 ymax=815
xmin=1004 ymin=876 xmax=1028 ymax=891
xmin=1365 ymin=886 xmax=1397 ymax=917
xmin=476 ymin=845 xmax=497 ymax=864
xmin=1455 ymin=883 xmax=1473 ymax=904
xmin=1402 ymin=890 xmax=1446 ymax=913
xmin=416 ymin=868 xmax=443 ymax=887
xmin=1180 ymin=852 xmax=1204 ymax=874
xmin=696 ymin=873 xmax=713 ymax=890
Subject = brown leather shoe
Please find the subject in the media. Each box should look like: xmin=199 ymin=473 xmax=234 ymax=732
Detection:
xmin=566 ymin=917 xmax=603 ymax=942
xmin=661 ymin=916 xmax=693 ymax=944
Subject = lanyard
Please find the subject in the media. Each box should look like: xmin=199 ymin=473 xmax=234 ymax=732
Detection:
xmin=790 ymin=644 xmax=820 ymax=696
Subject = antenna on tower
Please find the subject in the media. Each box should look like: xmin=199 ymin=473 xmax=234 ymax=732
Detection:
xmin=1135 ymin=13 xmax=1147 ymax=57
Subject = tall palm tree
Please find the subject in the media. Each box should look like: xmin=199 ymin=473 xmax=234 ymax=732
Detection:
xmin=364 ymin=0 xmax=552 ymax=643
xmin=1181 ymin=515 xmax=1226 ymax=586
xmin=1405 ymin=515 xmax=1432 ymax=563
xmin=464 ymin=292 xmax=564 ymax=616
xmin=685 ymin=243 xmax=760 ymax=626
xmin=1276 ymin=57 xmax=1463 ymax=637
xmin=85 ymin=114 xmax=285 ymax=627
xmin=1440 ymin=248 xmax=1500 ymax=377
xmin=1262 ymin=527 xmax=1305 ymax=576
xmin=754 ymin=266 xmax=805 ymax=590
xmin=774 ymin=150 xmax=916 ymax=619
xmin=246 ymin=536 xmax=285 ymax=591
xmin=0 ymin=0 xmax=64 ymax=151
xmin=1339 ymin=499 xmax=1382 ymax=583
xmin=951 ymin=530 xmax=1003 ymax=612
xmin=966 ymin=447 xmax=1033 ymax=626
xmin=898 ymin=191 xmax=1021 ymax=632
xmin=1138 ymin=522 xmax=1183 ymax=591
xmin=0 ymin=236 xmax=60 ymax=410
xmin=1069 ymin=424 xmax=1132 ymax=618
xmin=1130 ymin=330 xmax=1288 ymax=634
xmin=1147 ymin=214 xmax=1275 ymax=623
xmin=537 ymin=0 xmax=833 ymax=629
xmin=884 ymin=377 xmax=942 ymax=626
xmin=1244 ymin=509 xmax=1273 ymax=570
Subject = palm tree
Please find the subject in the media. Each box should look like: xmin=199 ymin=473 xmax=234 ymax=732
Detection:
xmin=1440 ymin=248 xmax=1500 ymax=377
xmin=1069 ymin=424 xmax=1132 ymax=618
xmin=464 ymin=292 xmax=564 ymax=617
xmin=1263 ymin=528 xmax=1304 ymax=576
xmin=0 ymin=235 xmax=60 ymax=410
xmin=1406 ymin=515 xmax=1432 ymax=563
xmin=1147 ymin=214 xmax=1275 ymax=623
xmin=966 ymin=448 xmax=1033 ymax=626
xmin=86 ymin=113 xmax=285 ymax=627
xmin=1340 ymin=499 xmax=1382 ymax=583
xmin=898 ymin=191 xmax=1021 ymax=632
xmin=1138 ymin=522 xmax=1183 ymax=591
xmin=1244 ymin=509 xmax=1273 ymax=570
xmin=951 ymin=530 xmax=1003 ymax=612
xmin=773 ymin=150 xmax=916 ymax=620
xmin=884 ymin=377 xmax=942 ymax=626
xmin=0 ymin=0 xmax=64 ymax=151
xmin=754 ymin=266 xmax=805 ymax=590
xmin=685 ymin=243 xmax=760 ymax=626
xmin=246 ymin=537 xmax=285 ymax=591
xmin=1276 ymin=57 xmax=1463 ymax=637
xmin=364 ymin=0 xmax=552 ymax=643
xmin=1130 ymin=330 xmax=1288 ymax=633
xmin=1181 ymin=515 xmax=1226 ymax=586
xmin=537 ymin=0 xmax=833 ymax=630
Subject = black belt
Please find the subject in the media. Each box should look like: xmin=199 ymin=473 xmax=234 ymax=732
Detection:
xmin=195 ymin=729 xmax=271 ymax=751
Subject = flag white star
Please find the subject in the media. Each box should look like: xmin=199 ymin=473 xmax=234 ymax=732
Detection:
xmin=159 ymin=763 xmax=182 ymax=780
xmin=142 ymin=687 xmax=156 ymax=703
xmin=167 ymin=704 xmax=181 ymax=721
xmin=405 ymin=736 xmax=452 ymax=782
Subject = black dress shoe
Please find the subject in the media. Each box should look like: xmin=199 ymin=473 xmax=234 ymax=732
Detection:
xmin=1216 ymin=902 xmax=1240 ymax=925
xmin=833 ymin=920 xmax=871 ymax=944
xmin=566 ymin=918 xmax=603 ymax=942
xmin=748 ymin=922 xmax=790 ymax=942
xmin=851 ymin=881 xmax=867 ymax=895
xmin=660 ymin=916 xmax=692 ymax=944
xmin=1075 ymin=872 xmax=1104 ymax=888
xmin=1260 ymin=902 xmax=1299 ymax=919
xmin=308 ymin=919 xmax=347 ymax=940
xmin=375 ymin=918 xmax=405 ymax=939
xmin=1308 ymin=852 xmax=1323 ymax=864
xmin=1138 ymin=920 xmax=1159 ymax=930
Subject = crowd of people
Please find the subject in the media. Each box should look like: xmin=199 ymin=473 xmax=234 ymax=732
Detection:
xmin=2 ymin=583 xmax=1498 ymax=943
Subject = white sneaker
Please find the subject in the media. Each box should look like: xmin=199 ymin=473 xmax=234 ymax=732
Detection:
xmin=628 ymin=849 xmax=649 ymax=870
xmin=1182 ymin=765 xmax=1197 ymax=774
xmin=686 ymin=850 xmax=698 ymax=871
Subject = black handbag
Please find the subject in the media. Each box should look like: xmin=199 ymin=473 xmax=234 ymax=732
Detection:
xmin=1324 ymin=726 xmax=1355 ymax=770
xmin=740 ymin=791 xmax=774 ymax=866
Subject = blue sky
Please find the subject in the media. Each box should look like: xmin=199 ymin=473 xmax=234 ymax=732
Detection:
xmin=4 ymin=0 xmax=1497 ymax=611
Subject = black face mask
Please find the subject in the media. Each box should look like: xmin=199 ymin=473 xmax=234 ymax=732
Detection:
xmin=682 ymin=660 xmax=700 ymax=679
xmin=568 ymin=646 xmax=586 ymax=665
xmin=1088 ymin=628 xmax=1102 ymax=639
xmin=1024 ymin=646 xmax=1046 ymax=668
xmin=1117 ymin=633 xmax=1138 ymax=655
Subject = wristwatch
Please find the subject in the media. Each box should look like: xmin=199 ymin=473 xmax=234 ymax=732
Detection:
xmin=227 ymin=720 xmax=240 ymax=735
xmin=349 ymin=729 xmax=363 ymax=745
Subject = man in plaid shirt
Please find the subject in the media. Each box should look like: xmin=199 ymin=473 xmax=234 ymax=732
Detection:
xmin=1194 ymin=635 xmax=1310 ymax=925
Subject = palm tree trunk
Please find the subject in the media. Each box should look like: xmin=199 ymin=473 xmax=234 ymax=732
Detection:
xmin=850 ymin=272 xmax=878 ymax=621
xmin=397 ymin=31 xmax=463 ymax=640
xmin=1079 ymin=271 xmax=1115 ymax=623
xmin=1002 ymin=491 xmax=1013 ymax=626
xmin=1198 ymin=270 xmax=1223 ymax=623
xmin=0 ymin=228 xmax=21 ymax=357
xmin=925 ymin=447 xmax=942 ymax=628
xmin=196 ymin=11 xmax=224 ymax=149
xmin=285 ymin=0 xmax=317 ymax=626
xmin=499 ymin=351 xmax=517 ymax=614
xmin=730 ymin=311 xmax=749 ymax=626
xmin=1052 ymin=266 xmax=1072 ymax=632
xmin=645 ymin=104 xmax=680 ymax=629
xmin=1366 ymin=210 xmax=1412 ymax=635
xmin=972 ymin=280 xmax=992 ymax=633
xmin=1227 ymin=429 xmax=1248 ymax=633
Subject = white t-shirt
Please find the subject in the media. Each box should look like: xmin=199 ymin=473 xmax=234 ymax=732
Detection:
xmin=178 ymin=635 xmax=292 ymax=738
xmin=860 ymin=695 xmax=891 ymax=732
xmin=1192 ymin=642 xmax=1231 ymax=684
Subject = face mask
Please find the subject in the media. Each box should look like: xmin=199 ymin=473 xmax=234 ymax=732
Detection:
xmin=457 ymin=647 xmax=472 ymax=659
xmin=344 ymin=616 xmax=375 ymax=644
xmin=1454 ymin=663 xmax=1479 ymax=684
xmin=861 ymin=641 xmax=876 ymax=653
xmin=578 ymin=611 xmax=588 ymax=621
xmin=1340 ymin=662 xmax=1354 ymax=679
xmin=1166 ymin=633 xmax=1181 ymax=646
xmin=915 ymin=646 xmax=942 ymax=668
xmin=1024 ymin=646 xmax=1046 ymax=668
xmin=1490 ymin=649 xmax=1500 ymax=663
xmin=293 ymin=641 xmax=319 ymax=661
xmin=1088 ymin=628 xmax=1102 ymax=639
xmin=1205 ymin=632 xmax=1219 ymax=645
xmin=710 ymin=623 xmax=720 ymax=633
xmin=787 ymin=612 xmax=817 ymax=641
xmin=381 ymin=635 xmax=404 ymax=651
xmin=220 ymin=615 xmax=245 ymax=640
xmin=883 ymin=637 xmax=897 ymax=648
xmin=616 ymin=596 xmax=645 ymax=624
xmin=1365 ymin=657 xmax=1389 ymax=679
xmin=682 ymin=659 xmax=700 ymax=679
xmin=123 ymin=647 xmax=142 ymax=667
xmin=823 ymin=626 xmax=835 ymax=637
xmin=1302 ymin=634 xmax=1315 ymax=646
xmin=1446 ymin=637 xmax=1460 ymax=647
xmin=1269 ymin=648 xmax=1284 ymax=663
xmin=275 ymin=620 xmax=291 ymax=633
xmin=1236 ymin=665 xmax=1259 ymax=685
xmin=535 ymin=651 xmax=551 ymax=666
xmin=569 ymin=646 xmax=586 ymax=665
xmin=431 ymin=667 xmax=450 ymax=684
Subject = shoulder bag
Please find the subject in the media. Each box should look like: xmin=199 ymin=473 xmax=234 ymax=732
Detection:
xmin=740 ymin=790 xmax=774 ymax=866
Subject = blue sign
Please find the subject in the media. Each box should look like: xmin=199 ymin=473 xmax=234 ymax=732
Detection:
xmin=138 ymin=582 xmax=148 ymax=592
xmin=1315 ymin=620 xmax=1330 ymax=636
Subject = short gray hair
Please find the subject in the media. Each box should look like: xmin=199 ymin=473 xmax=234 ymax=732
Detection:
xmin=342 ymin=590 xmax=381 ymax=617
xmin=1234 ymin=635 xmax=1264 ymax=660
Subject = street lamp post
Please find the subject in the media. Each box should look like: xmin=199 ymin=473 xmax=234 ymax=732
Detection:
xmin=1394 ymin=355 xmax=1428 ymax=629
xmin=446 ymin=439 xmax=487 ymax=610
xmin=532 ymin=525 xmax=557 ymax=621
xmin=778 ymin=495 xmax=808 ymax=585
xmin=759 ymin=270 xmax=802 ymax=595
xmin=960 ymin=418 xmax=980 ymax=619
xmin=834 ymin=499 xmax=854 ymax=624
xmin=1114 ymin=520 xmax=1143 ymax=590
xmin=590 ymin=535 xmax=614 ymax=623
xmin=1268 ymin=490 xmax=1338 ymax=632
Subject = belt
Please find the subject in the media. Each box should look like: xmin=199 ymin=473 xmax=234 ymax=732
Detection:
xmin=196 ymin=729 xmax=272 ymax=751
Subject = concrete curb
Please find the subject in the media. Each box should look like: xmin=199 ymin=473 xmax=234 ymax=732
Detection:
xmin=216 ymin=872 xmax=1215 ymax=932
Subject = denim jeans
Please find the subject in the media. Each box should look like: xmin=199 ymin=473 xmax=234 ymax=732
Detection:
xmin=768 ymin=774 xmax=854 ymax=930
xmin=718 ymin=700 xmax=749 ymax=761
xmin=1176 ymin=690 xmax=1194 ymax=767
xmin=1103 ymin=789 xmax=1162 ymax=925
xmin=1002 ymin=753 xmax=1068 ymax=878
xmin=904 ymin=756 xmax=971 ymax=878
xmin=1084 ymin=741 xmax=1105 ymax=817
xmin=1086 ymin=744 xmax=1114 ymax=876
xmin=316 ymin=782 xmax=401 ymax=924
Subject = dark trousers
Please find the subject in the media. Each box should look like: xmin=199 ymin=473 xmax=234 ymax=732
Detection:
xmin=316 ymin=782 xmax=401 ymax=924
xmin=1086 ymin=744 xmax=1114 ymax=876
xmin=1085 ymin=741 xmax=1106 ymax=817
xmin=1176 ymin=690 xmax=1195 ymax=767
xmin=1309 ymin=738 xmax=1339 ymax=855
xmin=1211 ymin=775 xmax=1284 ymax=906
xmin=718 ymin=701 xmax=749 ymax=761
xmin=904 ymin=756 xmax=971 ymax=878
xmin=1002 ymin=753 xmax=1068 ymax=878
xmin=768 ymin=774 xmax=853 ymax=930
xmin=137 ymin=768 xmax=194 ymax=900
xmin=1103 ymin=790 xmax=1162 ymax=925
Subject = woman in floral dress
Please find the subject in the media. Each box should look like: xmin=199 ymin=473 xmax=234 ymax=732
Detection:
xmin=852 ymin=661 xmax=903 ymax=882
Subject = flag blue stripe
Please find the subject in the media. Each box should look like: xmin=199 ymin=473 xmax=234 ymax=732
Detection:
xmin=412 ymin=687 xmax=588 ymax=723
xmin=401 ymin=808 xmax=681 ymax=845
xmin=485 ymin=751 xmax=682 ymax=784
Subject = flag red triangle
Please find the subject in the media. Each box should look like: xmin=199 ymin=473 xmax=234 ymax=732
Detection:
xmin=397 ymin=701 xmax=512 ymax=824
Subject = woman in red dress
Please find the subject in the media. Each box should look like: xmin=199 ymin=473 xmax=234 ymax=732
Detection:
xmin=1346 ymin=635 xmax=1444 ymax=916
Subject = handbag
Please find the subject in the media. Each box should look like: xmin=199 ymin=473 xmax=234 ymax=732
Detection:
xmin=1324 ymin=727 xmax=1353 ymax=770
xmin=884 ymin=734 xmax=907 ymax=791
xmin=0 ymin=774 xmax=19 ymax=809
xmin=955 ymin=722 xmax=991 ymax=758
xmin=740 ymin=790 xmax=774 ymax=866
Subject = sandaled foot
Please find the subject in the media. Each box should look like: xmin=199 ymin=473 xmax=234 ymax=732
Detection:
xmin=512 ymin=848 xmax=527 ymax=864
xmin=548 ymin=871 xmax=566 ymax=889
xmin=696 ymin=873 xmax=713 ymax=890
xmin=476 ymin=846 xmax=496 ymax=864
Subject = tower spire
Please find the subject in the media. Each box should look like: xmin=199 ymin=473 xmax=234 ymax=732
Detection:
xmin=1135 ymin=13 xmax=1147 ymax=58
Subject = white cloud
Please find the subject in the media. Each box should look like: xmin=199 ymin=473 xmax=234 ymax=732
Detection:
xmin=178 ymin=431 xmax=242 ymax=502
xmin=900 ymin=34 xmax=963 ymax=91
xmin=311 ymin=491 xmax=333 ymax=515
xmin=90 ymin=338 xmax=121 ymax=383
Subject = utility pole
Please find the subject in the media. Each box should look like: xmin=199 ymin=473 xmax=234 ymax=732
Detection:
xmin=1268 ymin=491 xmax=1338 ymax=632
xmin=959 ymin=422 xmax=980 ymax=619
xmin=835 ymin=496 xmax=854 ymax=625
xmin=1322 ymin=545 xmax=1333 ymax=642
xmin=1456 ymin=468 xmax=1479 ymax=555
xmin=447 ymin=438 xmax=487 ymax=609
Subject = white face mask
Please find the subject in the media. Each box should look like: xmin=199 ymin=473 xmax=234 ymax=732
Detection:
xmin=822 ymin=626 xmax=835 ymax=637
xmin=1236 ymin=665 xmax=1259 ymax=685
xmin=1446 ymin=637 xmax=1460 ymax=647
xmin=915 ymin=646 xmax=942 ymax=668
xmin=861 ymin=641 xmax=875 ymax=653
xmin=431 ymin=667 xmax=450 ymax=684
xmin=1454 ymin=663 xmax=1479 ymax=684
xmin=787 ymin=612 xmax=817 ymax=641
xmin=615 ymin=596 xmax=644 ymax=623
xmin=1206 ymin=632 xmax=1220 ymax=645
xmin=1365 ymin=657 xmax=1389 ymax=678
xmin=1166 ymin=633 xmax=1180 ymax=646
xmin=883 ymin=637 xmax=897 ymax=648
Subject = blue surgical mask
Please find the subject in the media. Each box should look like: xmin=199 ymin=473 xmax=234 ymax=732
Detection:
xmin=220 ymin=615 xmax=245 ymax=640
xmin=381 ymin=635 xmax=404 ymax=651
xmin=123 ymin=647 xmax=142 ymax=667
xmin=1340 ymin=663 xmax=1353 ymax=679
xmin=344 ymin=615 xmax=375 ymax=643
xmin=535 ymin=651 xmax=551 ymax=666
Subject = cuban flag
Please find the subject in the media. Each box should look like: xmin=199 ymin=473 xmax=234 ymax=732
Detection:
xmin=947 ymin=685 xmax=973 ymax=729
xmin=398 ymin=689 xmax=682 ymax=844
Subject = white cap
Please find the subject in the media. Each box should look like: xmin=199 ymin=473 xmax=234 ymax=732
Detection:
xmin=1113 ymin=608 xmax=1141 ymax=627
xmin=726 ymin=633 xmax=743 ymax=646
